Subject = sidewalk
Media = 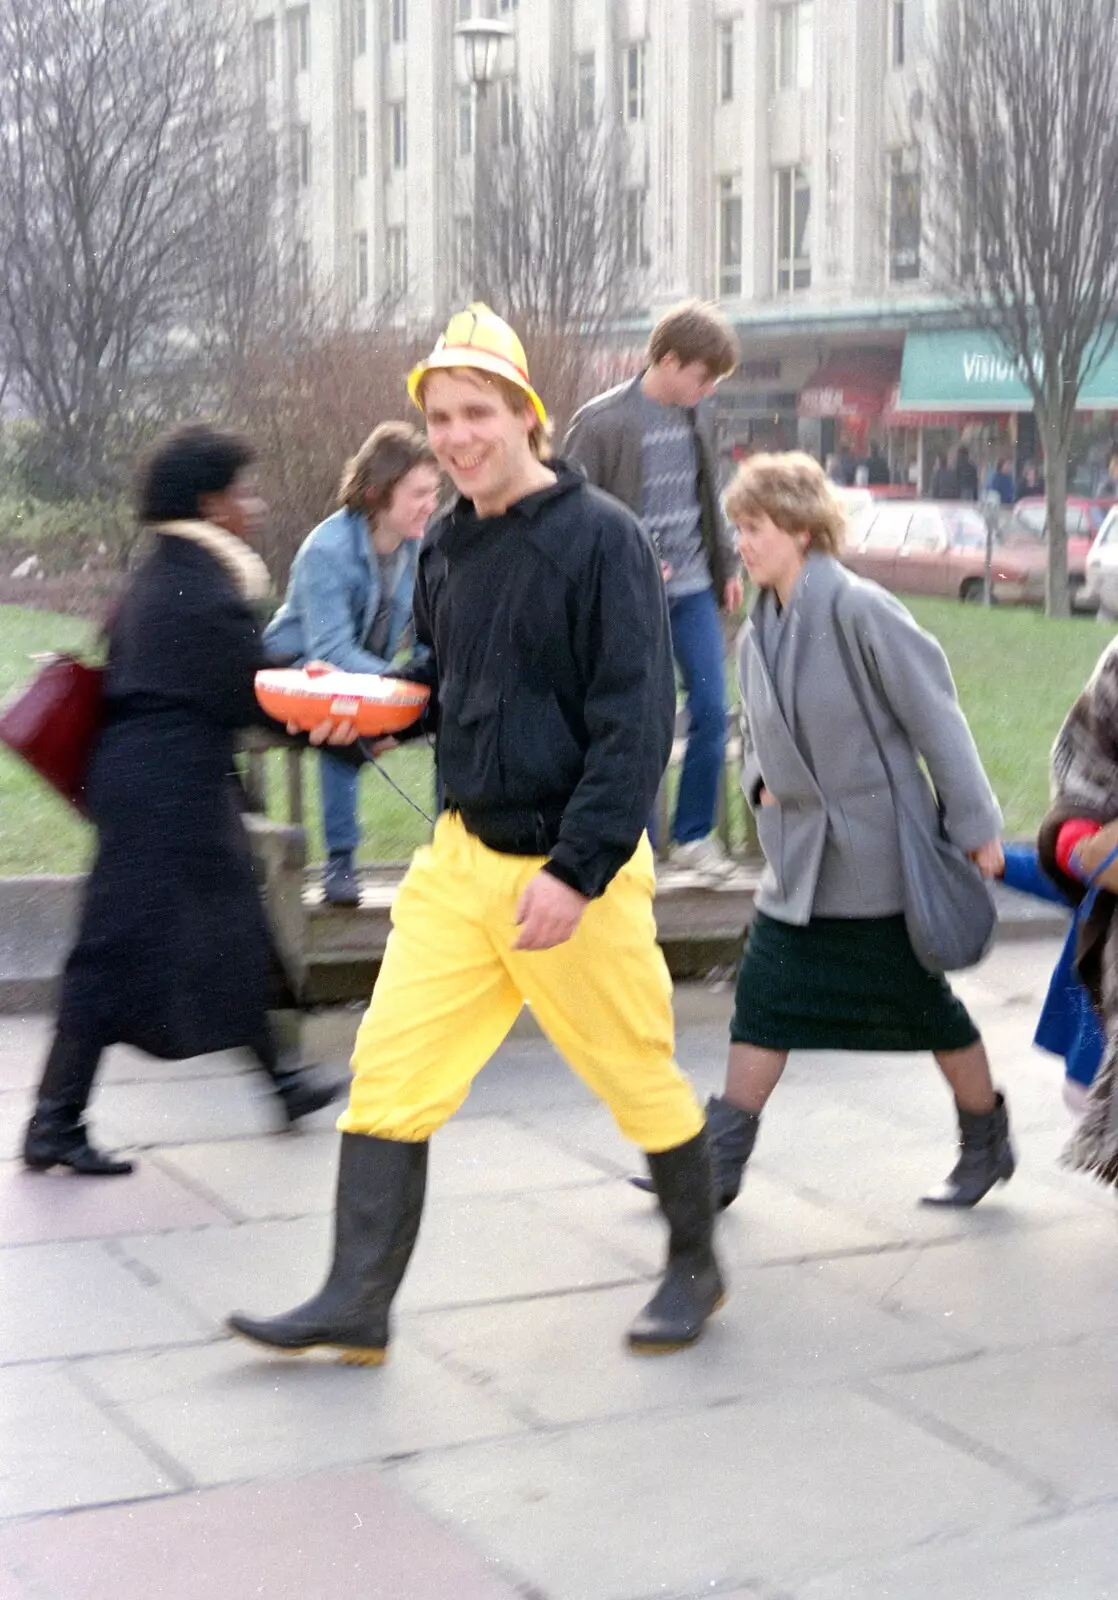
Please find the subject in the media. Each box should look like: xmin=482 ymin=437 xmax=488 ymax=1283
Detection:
xmin=2 ymin=937 xmax=1117 ymax=1599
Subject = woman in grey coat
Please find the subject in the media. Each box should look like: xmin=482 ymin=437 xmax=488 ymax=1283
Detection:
xmin=685 ymin=453 xmax=1012 ymax=1211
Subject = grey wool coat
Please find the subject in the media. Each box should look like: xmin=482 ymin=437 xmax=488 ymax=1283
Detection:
xmin=739 ymin=554 xmax=1002 ymax=924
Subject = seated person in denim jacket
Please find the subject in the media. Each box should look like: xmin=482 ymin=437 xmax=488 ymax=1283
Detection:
xmin=264 ymin=423 xmax=439 ymax=903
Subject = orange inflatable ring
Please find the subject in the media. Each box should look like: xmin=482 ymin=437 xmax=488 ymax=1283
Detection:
xmin=255 ymin=668 xmax=430 ymax=737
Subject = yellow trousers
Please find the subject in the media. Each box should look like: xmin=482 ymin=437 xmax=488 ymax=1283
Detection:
xmin=340 ymin=813 xmax=704 ymax=1152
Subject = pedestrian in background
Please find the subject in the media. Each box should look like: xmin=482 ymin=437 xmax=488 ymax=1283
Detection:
xmin=639 ymin=452 xmax=1012 ymax=1213
xmin=564 ymin=301 xmax=744 ymax=885
xmin=987 ymin=457 xmax=1016 ymax=506
xmin=930 ymin=452 xmax=959 ymax=499
xmin=22 ymin=425 xmax=347 ymax=1177
xmin=955 ymin=444 xmax=979 ymax=501
xmin=264 ymin=424 xmax=440 ymax=904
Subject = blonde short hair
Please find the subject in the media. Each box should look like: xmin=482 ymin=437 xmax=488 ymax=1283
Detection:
xmin=723 ymin=451 xmax=846 ymax=556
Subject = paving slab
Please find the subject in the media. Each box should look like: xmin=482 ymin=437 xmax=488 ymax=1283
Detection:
xmin=0 ymin=1160 xmax=234 ymax=1246
xmin=78 ymin=1335 xmax=526 ymax=1487
xmin=869 ymin=1332 xmax=1118 ymax=1504
xmin=389 ymin=1387 xmax=1042 ymax=1597
xmin=0 ymin=1238 xmax=210 ymax=1362
xmin=532 ymin=1164 xmax=896 ymax=1273
xmin=813 ymin=1212 xmax=1118 ymax=1349
xmin=413 ymin=1262 xmax=975 ymax=1430
xmin=797 ymin=1501 xmax=1118 ymax=1600
xmin=0 ymin=1362 xmax=178 ymax=1518
xmin=0 ymin=1464 xmax=526 ymax=1600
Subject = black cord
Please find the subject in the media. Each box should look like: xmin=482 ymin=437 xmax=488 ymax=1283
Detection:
xmin=357 ymin=737 xmax=436 ymax=825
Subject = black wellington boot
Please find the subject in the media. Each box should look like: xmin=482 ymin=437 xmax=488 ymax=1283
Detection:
xmin=630 ymin=1094 xmax=760 ymax=1209
xmin=627 ymin=1129 xmax=725 ymax=1354
xmin=921 ymin=1091 xmax=1015 ymax=1208
xmin=227 ymin=1132 xmax=427 ymax=1363
xmin=23 ymin=1033 xmax=134 ymax=1177
xmin=254 ymin=1012 xmax=347 ymax=1128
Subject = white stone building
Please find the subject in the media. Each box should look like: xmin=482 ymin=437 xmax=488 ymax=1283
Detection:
xmin=250 ymin=1 xmax=972 ymax=471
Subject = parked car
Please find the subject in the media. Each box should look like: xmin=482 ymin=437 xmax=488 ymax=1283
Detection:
xmin=1084 ymin=507 xmax=1118 ymax=619
xmin=1011 ymin=496 xmax=1117 ymax=610
xmin=841 ymin=500 xmax=1048 ymax=604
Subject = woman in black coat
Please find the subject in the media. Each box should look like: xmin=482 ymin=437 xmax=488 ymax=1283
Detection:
xmin=23 ymin=425 xmax=345 ymax=1176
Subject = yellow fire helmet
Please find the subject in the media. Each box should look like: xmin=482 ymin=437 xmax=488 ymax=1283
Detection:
xmin=407 ymin=303 xmax=548 ymax=426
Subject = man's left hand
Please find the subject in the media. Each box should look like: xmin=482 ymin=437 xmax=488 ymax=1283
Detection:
xmin=722 ymin=576 xmax=744 ymax=614
xmin=514 ymin=870 xmax=589 ymax=951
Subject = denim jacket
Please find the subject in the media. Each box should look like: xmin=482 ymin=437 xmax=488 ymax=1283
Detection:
xmin=262 ymin=507 xmax=418 ymax=674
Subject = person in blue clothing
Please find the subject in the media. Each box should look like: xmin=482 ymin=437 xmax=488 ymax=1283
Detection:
xmin=999 ymin=843 xmax=1103 ymax=1111
xmin=986 ymin=457 xmax=1016 ymax=506
xmin=264 ymin=423 xmax=440 ymax=903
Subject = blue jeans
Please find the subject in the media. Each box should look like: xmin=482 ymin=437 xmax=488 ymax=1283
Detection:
xmin=666 ymin=586 xmax=727 ymax=845
xmin=321 ymin=750 xmax=360 ymax=856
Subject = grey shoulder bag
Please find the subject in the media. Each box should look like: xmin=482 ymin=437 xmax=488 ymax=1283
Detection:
xmin=830 ymin=597 xmax=996 ymax=975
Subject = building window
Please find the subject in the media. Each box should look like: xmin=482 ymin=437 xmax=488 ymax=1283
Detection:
xmin=354 ymin=109 xmax=368 ymax=178
xmin=457 ymin=0 xmax=471 ymax=19
xmin=718 ymin=20 xmax=735 ymax=103
xmin=774 ymin=165 xmax=811 ymax=291
xmin=391 ymin=0 xmax=406 ymax=44
xmin=293 ymin=240 xmax=311 ymax=297
xmin=718 ymin=173 xmax=743 ymax=296
xmin=354 ymin=232 xmax=369 ymax=301
xmin=297 ymin=123 xmax=311 ymax=187
xmin=387 ymin=226 xmax=407 ymax=297
xmin=288 ymin=6 xmax=309 ymax=73
xmin=890 ymin=1 xmax=905 ymax=68
xmin=623 ymin=187 xmax=647 ymax=270
xmin=774 ymin=1 xmax=813 ymax=91
xmin=577 ymin=53 xmax=596 ymax=129
xmin=888 ymin=146 xmax=921 ymax=280
xmin=498 ymin=77 xmax=520 ymax=146
xmin=354 ymin=0 xmax=367 ymax=56
xmin=253 ymin=17 xmax=276 ymax=90
xmin=456 ymin=87 xmax=473 ymax=156
xmin=624 ymin=42 xmax=646 ymax=123
xmin=454 ymin=215 xmax=474 ymax=297
xmin=390 ymin=102 xmax=407 ymax=169
xmin=498 ymin=0 xmax=518 ymax=10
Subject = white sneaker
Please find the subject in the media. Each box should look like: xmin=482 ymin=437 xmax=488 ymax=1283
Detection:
xmin=666 ymin=837 xmax=738 ymax=885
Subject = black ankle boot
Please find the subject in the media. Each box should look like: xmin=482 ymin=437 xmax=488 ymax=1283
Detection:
xmin=227 ymin=1132 xmax=427 ymax=1362
xmin=921 ymin=1091 xmax=1015 ymax=1208
xmin=255 ymin=1012 xmax=347 ymax=1127
xmin=630 ymin=1094 xmax=760 ymax=1209
xmin=628 ymin=1129 xmax=725 ymax=1354
xmin=323 ymin=851 xmax=360 ymax=906
xmin=23 ymin=1034 xmax=133 ymax=1177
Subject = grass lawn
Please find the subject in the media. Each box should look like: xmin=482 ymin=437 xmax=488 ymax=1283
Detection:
xmin=0 ymin=598 xmax=1112 ymax=874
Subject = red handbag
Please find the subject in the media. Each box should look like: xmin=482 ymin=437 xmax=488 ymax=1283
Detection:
xmin=0 ymin=653 xmax=104 ymax=817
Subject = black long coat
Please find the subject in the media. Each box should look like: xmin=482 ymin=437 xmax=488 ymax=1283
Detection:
xmin=57 ymin=536 xmax=284 ymax=1060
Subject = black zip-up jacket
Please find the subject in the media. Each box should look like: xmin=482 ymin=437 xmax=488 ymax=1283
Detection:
xmin=397 ymin=462 xmax=675 ymax=898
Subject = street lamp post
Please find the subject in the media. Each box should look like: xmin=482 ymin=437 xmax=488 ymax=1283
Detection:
xmin=454 ymin=18 xmax=514 ymax=301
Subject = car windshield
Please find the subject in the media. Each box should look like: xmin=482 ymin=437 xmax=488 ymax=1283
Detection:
xmin=943 ymin=510 xmax=990 ymax=549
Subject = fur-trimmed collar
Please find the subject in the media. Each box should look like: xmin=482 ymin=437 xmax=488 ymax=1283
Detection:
xmin=155 ymin=520 xmax=271 ymax=602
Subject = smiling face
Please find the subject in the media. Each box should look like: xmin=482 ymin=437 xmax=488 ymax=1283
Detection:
xmin=420 ymin=369 xmax=540 ymax=515
xmin=200 ymin=469 xmax=268 ymax=545
xmin=376 ymin=462 xmax=442 ymax=545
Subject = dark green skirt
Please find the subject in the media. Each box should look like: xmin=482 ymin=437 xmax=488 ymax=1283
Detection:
xmin=730 ymin=911 xmax=980 ymax=1053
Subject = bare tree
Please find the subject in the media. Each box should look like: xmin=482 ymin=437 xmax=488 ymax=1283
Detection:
xmin=0 ymin=0 xmax=256 ymax=497
xmin=927 ymin=0 xmax=1118 ymax=615
xmin=471 ymin=79 xmax=636 ymax=430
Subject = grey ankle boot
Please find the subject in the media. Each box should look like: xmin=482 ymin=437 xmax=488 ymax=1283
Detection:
xmin=631 ymin=1094 xmax=760 ymax=1209
xmin=921 ymin=1092 xmax=1015 ymax=1208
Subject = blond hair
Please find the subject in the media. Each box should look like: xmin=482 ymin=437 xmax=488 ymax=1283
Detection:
xmin=415 ymin=367 xmax=552 ymax=460
xmin=723 ymin=451 xmax=846 ymax=556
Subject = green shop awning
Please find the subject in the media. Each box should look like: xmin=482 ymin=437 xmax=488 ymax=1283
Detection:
xmin=898 ymin=328 xmax=1118 ymax=413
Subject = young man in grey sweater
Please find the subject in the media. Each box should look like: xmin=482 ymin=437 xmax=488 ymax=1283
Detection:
xmin=564 ymin=301 xmax=743 ymax=884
